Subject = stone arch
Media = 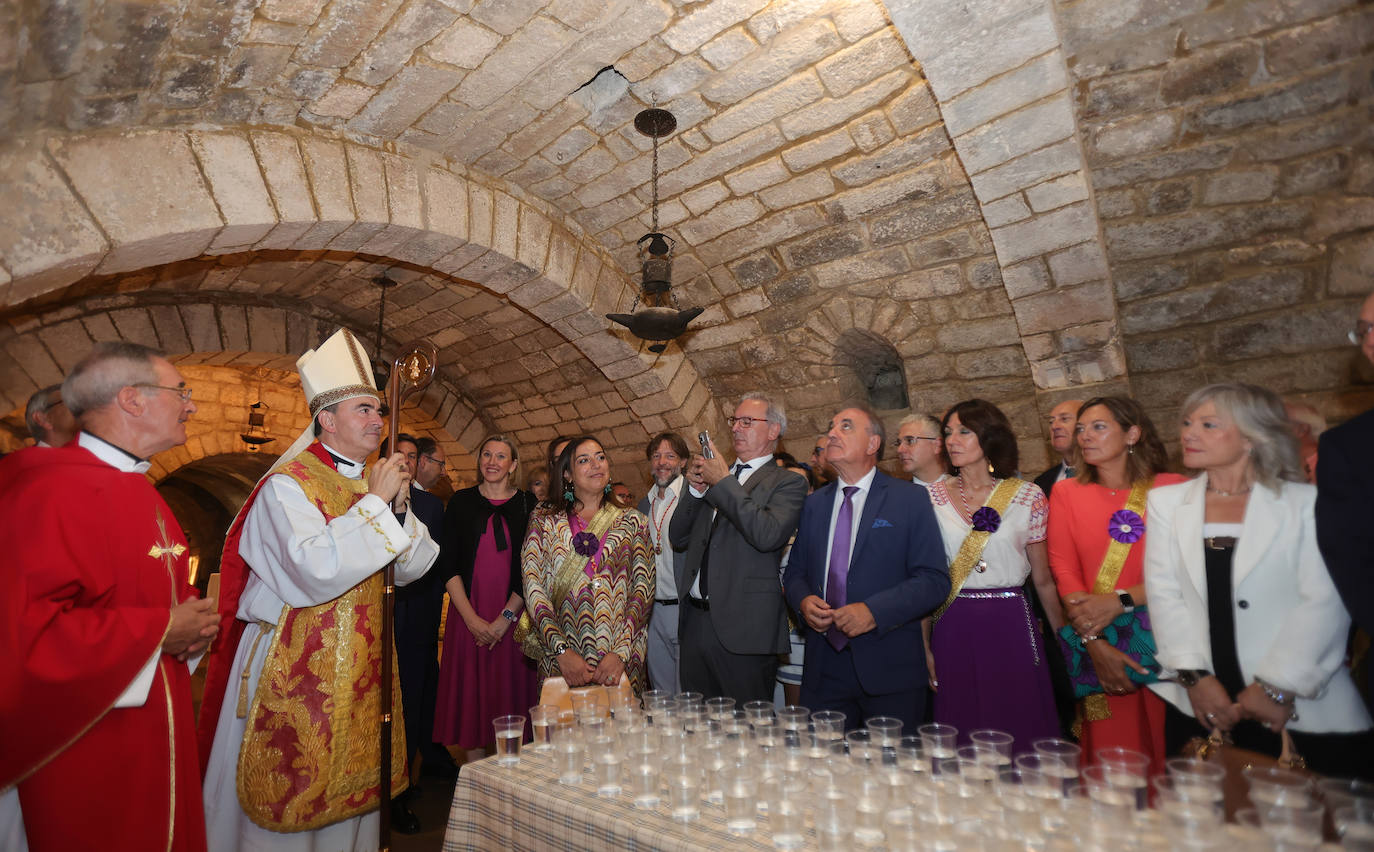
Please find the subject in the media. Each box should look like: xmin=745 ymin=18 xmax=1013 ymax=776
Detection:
xmin=0 ymin=125 xmax=716 ymax=477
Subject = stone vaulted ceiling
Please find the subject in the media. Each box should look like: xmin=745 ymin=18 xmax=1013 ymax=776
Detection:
xmin=1 ymin=0 xmax=1371 ymax=480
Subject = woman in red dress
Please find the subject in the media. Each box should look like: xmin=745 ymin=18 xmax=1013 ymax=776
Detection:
xmin=433 ymin=435 xmax=539 ymax=759
xmin=1047 ymin=397 xmax=1185 ymax=776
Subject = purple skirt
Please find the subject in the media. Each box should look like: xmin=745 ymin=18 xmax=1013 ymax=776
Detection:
xmin=931 ymin=586 xmax=1060 ymax=755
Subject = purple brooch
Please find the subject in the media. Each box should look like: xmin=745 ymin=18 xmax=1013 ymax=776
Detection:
xmin=1108 ymin=509 xmax=1144 ymax=544
xmin=970 ymin=506 xmax=1001 ymax=533
xmin=572 ymin=530 xmax=600 ymax=557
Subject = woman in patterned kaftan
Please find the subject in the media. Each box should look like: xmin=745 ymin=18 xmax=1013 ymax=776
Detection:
xmin=521 ymin=435 xmax=654 ymax=694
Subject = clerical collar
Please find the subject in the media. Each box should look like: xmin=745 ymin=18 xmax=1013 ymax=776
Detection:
xmin=79 ymin=431 xmax=151 ymax=474
xmin=318 ymin=441 xmax=365 ymax=479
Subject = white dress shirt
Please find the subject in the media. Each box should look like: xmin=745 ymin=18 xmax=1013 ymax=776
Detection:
xmin=819 ymin=465 xmax=877 ymax=597
xmin=648 ymin=475 xmax=684 ymax=600
xmin=689 ymin=453 xmax=774 ymax=599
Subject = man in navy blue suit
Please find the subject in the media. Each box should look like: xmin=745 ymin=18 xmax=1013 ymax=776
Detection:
xmin=783 ymin=404 xmax=949 ymax=730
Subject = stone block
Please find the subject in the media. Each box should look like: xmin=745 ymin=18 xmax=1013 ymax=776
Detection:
xmin=677 ymin=197 xmax=766 ymax=244
xmin=1047 ymin=241 xmax=1110 ymax=288
xmin=758 ymin=169 xmax=835 ymax=211
xmin=956 ymin=346 xmax=1030 ymax=379
xmin=0 ymin=141 xmax=107 ymax=294
xmin=1201 ymin=167 xmax=1278 ymax=205
xmin=695 ymin=205 xmax=827 ymax=267
xmin=310 ymin=80 xmax=374 ymax=119
xmin=941 ymin=52 xmax=1069 ymax=138
xmin=350 ymin=62 xmax=465 ymax=138
xmin=1279 ymin=151 xmax=1348 ymax=198
xmin=1057 ymin=0 xmax=1207 ymax=49
xmin=892 ymin=264 xmax=963 ymax=299
xmin=779 ymin=223 xmax=865 ymax=269
xmin=1308 ymin=198 xmax=1374 ymax=243
xmin=1093 ymin=112 xmax=1179 ymax=161
xmin=1143 ymin=179 xmax=1194 ymax=216
xmin=1081 ymin=69 xmax=1163 ymax=121
xmin=662 ymin=0 xmax=769 ymax=53
xmin=956 ymin=92 xmax=1076 ymax=176
xmin=887 ymin=82 xmax=941 ymax=136
xmin=1091 ymin=140 xmax=1235 ymax=190
xmin=1160 ymin=42 xmax=1259 ymax=103
xmin=346 ymin=144 xmax=390 ymax=226
xmin=812 ymin=246 xmax=910 ymax=289
xmin=833 ymin=2 xmax=887 ymax=41
xmin=968 ymin=138 xmax=1080 ymax=204
xmin=1095 ymin=189 xmax=1137 ymax=220
xmin=849 ymin=113 xmax=896 ymax=154
xmin=982 ymin=195 xmax=1031 ymax=228
xmin=422 ymin=167 xmax=469 ymax=243
xmin=190 ymin=132 xmax=277 ymax=251
xmin=934 ymin=316 xmax=1022 ymax=353
xmin=815 ymin=28 xmax=909 ymax=98
xmin=696 ymin=26 xmax=753 ymax=71
xmin=36 ymin=320 xmax=93 ymax=373
xmin=1068 ymin=26 xmax=1179 ymax=81
xmin=1210 ymin=301 xmax=1350 ymax=361
xmin=6 ymin=334 xmax=63 ymax=388
xmin=744 ymin=0 xmax=829 ymax=42
xmin=658 ymin=124 xmax=786 ymax=198
xmin=831 ymin=125 xmax=949 ymax=189
xmin=1001 ymin=258 xmax=1050 ymax=299
xmin=454 ymin=17 xmax=577 ymax=110
xmin=895 ymin=3 xmax=1059 ymax=101
xmin=706 ymin=73 xmax=826 ymax=145
xmin=250 ymin=132 xmax=316 ymax=226
xmin=1105 ymin=202 xmax=1307 ymax=261
xmin=1263 ymin=9 xmax=1367 ymax=77
xmin=1191 ymin=69 xmax=1348 ymax=134
xmin=1329 ymin=232 xmax=1374 ymax=297
xmin=781 ymin=127 xmax=855 ymax=172
xmin=262 ymin=0 xmax=329 ymax=25
xmin=1180 ymin=0 xmax=1352 ymax=50
xmin=1011 ymin=279 xmax=1116 ymax=335
xmin=49 ymin=132 xmax=222 ymax=274
xmin=347 ymin=0 xmax=458 ymax=86
xmin=385 ymin=156 xmax=425 ymax=231
xmin=777 ymin=69 xmax=908 ymax=141
xmin=870 ymin=190 xmax=981 ymax=247
xmin=1121 ymin=268 xmax=1309 ymax=335
xmin=990 ymin=201 xmax=1097 ymax=266
xmin=1025 ymin=171 xmax=1088 ymax=213
xmin=468 ymin=0 xmax=541 ymax=35
xmin=1126 ymin=336 xmax=1197 ymax=373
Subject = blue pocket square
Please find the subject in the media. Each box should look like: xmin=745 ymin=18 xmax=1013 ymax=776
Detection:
xmin=872 ymin=518 xmax=893 ymax=529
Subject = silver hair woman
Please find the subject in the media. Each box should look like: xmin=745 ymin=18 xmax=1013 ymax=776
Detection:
xmin=1144 ymin=383 xmax=1373 ymax=778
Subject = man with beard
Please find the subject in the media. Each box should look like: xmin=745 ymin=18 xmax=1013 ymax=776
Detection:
xmin=637 ymin=432 xmax=690 ymax=693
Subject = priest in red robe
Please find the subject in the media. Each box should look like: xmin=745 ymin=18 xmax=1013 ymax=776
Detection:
xmin=0 ymin=342 xmax=218 ymax=852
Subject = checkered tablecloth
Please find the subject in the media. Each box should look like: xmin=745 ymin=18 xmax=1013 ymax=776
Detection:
xmin=443 ymin=748 xmax=807 ymax=851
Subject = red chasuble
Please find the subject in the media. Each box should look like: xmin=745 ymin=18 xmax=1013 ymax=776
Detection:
xmin=0 ymin=444 xmax=207 ymax=852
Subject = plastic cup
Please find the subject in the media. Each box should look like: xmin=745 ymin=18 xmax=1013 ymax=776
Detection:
xmin=1244 ymin=765 xmax=1315 ymax=808
xmin=777 ymin=705 xmax=809 ymax=747
xmin=812 ymin=710 xmax=847 ymax=745
xmin=1095 ymin=747 xmax=1150 ymax=809
xmin=588 ymin=734 xmax=621 ymax=796
xmin=1335 ymin=805 xmax=1374 ymax=847
xmin=866 ymin=716 xmax=903 ymax=745
xmin=762 ymin=772 xmax=806 ymax=850
xmin=674 ymin=690 xmax=704 ymax=706
xmin=554 ymin=735 xmax=584 ymax=785
xmin=626 ymin=749 xmax=660 ymax=808
xmin=918 ymin=723 xmax=958 ymax=772
xmin=969 ymin=729 xmax=1014 ymax=767
xmin=528 ymin=704 xmax=558 ymax=751
xmin=492 ymin=715 xmax=525 ymax=766
xmin=815 ymin=788 xmax=854 ymax=852
xmin=665 ymin=756 xmax=702 ymax=822
xmin=705 ymin=696 xmax=737 ymax=720
xmin=1032 ymin=738 xmax=1081 ymax=795
xmin=723 ymin=762 xmax=758 ymax=833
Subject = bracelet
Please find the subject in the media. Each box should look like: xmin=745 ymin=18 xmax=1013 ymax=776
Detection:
xmin=1082 ymin=633 xmax=1103 ymax=642
xmin=1254 ymin=677 xmax=1295 ymax=706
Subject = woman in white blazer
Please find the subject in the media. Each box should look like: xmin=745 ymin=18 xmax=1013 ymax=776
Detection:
xmin=1145 ymin=383 xmax=1372 ymax=779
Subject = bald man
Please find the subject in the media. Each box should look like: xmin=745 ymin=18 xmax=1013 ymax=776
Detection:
xmin=1033 ymin=399 xmax=1083 ymax=498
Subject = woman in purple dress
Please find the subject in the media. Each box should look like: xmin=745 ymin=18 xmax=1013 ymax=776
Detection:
xmin=433 ymin=435 xmax=538 ymax=759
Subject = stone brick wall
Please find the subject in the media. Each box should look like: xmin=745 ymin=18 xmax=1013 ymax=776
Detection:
xmin=1061 ymin=0 xmax=1374 ymax=427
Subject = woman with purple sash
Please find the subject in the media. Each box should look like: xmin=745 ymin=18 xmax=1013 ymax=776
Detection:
xmin=923 ymin=399 xmax=1066 ymax=750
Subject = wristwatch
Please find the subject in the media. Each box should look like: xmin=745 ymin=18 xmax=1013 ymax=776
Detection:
xmin=501 ymin=608 xmax=518 ymax=623
xmin=1116 ymin=589 xmax=1136 ymax=613
xmin=1176 ymin=669 xmax=1210 ymax=688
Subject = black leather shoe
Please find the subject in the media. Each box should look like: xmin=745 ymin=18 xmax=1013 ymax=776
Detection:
xmin=390 ymin=798 xmax=421 ymax=835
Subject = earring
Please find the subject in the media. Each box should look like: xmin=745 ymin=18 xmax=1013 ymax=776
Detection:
xmin=987 ymin=461 xmax=995 ymax=475
xmin=603 ymin=483 xmax=613 ymax=495
xmin=1127 ymin=444 xmax=1135 ymax=455
xmin=563 ymin=485 xmax=574 ymax=502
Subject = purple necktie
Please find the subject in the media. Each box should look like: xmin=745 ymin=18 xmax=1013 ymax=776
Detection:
xmin=825 ymin=486 xmax=859 ymax=651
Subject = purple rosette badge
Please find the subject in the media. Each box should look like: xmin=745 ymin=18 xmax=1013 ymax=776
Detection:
xmin=572 ymin=530 xmax=600 ymax=557
xmin=970 ymin=506 xmax=1001 ymax=533
xmin=1108 ymin=509 xmax=1144 ymax=544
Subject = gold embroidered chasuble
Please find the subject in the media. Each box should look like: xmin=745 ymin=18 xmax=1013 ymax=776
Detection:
xmin=236 ymin=449 xmax=407 ymax=832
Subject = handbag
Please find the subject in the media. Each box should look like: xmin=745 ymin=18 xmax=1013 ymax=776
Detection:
xmin=1183 ymin=728 xmax=1308 ymax=819
xmin=1057 ymin=608 xmax=1162 ymax=699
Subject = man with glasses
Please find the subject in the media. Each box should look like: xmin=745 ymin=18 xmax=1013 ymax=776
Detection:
xmin=671 ymin=392 xmax=807 ymax=704
xmin=1 ymin=342 xmax=217 ymax=852
xmin=1316 ymin=290 xmax=1374 ymax=712
xmin=895 ymin=413 xmax=948 ymax=488
xmin=24 ymin=384 xmax=78 ymax=447
xmin=415 ymin=437 xmax=448 ymax=493
xmin=1033 ymin=398 xmax=1083 ymax=498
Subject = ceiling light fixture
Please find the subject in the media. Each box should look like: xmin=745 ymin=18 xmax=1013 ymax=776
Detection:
xmin=606 ymin=104 xmax=703 ymax=354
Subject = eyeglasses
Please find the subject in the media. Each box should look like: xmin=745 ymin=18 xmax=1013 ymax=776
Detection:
xmin=421 ymin=454 xmax=449 ymax=470
xmin=726 ymin=416 xmax=770 ymax=428
xmin=1348 ymin=321 xmax=1374 ymax=345
xmin=892 ymin=436 xmax=940 ymax=448
xmin=134 ymin=383 xmax=192 ymax=402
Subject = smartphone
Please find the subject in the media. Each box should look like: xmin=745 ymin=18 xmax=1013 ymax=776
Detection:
xmin=698 ymin=430 xmax=713 ymax=459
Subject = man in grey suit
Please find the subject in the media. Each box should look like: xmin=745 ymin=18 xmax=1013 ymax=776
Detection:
xmin=637 ymin=432 xmax=690 ymax=694
xmin=671 ymin=392 xmax=807 ymax=703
